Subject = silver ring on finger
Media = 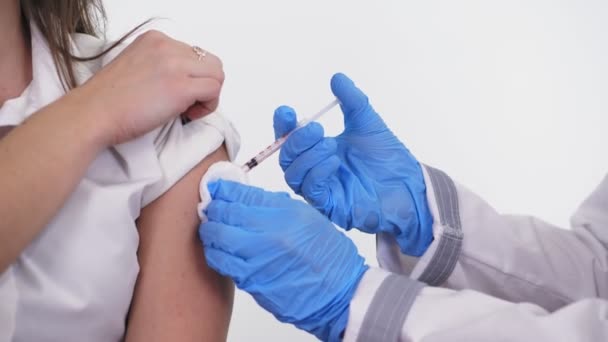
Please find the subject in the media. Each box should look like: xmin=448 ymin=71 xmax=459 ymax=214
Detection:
xmin=192 ymin=46 xmax=207 ymax=61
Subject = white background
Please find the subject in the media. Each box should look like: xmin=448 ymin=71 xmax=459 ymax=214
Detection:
xmin=104 ymin=1 xmax=608 ymax=341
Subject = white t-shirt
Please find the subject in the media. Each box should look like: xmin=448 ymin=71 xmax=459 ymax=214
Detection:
xmin=0 ymin=24 xmax=240 ymax=342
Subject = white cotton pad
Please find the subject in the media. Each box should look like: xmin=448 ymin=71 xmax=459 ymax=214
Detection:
xmin=198 ymin=161 xmax=249 ymax=220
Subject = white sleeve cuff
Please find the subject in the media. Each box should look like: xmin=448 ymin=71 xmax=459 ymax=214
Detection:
xmin=343 ymin=268 xmax=390 ymax=342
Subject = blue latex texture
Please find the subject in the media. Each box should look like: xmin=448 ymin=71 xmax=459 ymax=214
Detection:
xmin=273 ymin=73 xmax=434 ymax=256
xmin=199 ymin=180 xmax=369 ymax=342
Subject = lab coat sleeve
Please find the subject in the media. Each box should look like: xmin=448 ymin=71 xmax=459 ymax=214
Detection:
xmin=377 ymin=166 xmax=608 ymax=311
xmin=343 ymin=267 xmax=608 ymax=342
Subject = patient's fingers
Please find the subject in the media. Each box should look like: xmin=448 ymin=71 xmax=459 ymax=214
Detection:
xmin=183 ymin=100 xmax=217 ymax=121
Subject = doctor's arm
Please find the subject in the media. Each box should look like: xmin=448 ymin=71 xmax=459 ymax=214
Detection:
xmin=199 ymin=181 xmax=608 ymax=341
xmin=345 ymin=266 xmax=608 ymax=341
xmin=376 ymin=168 xmax=608 ymax=312
xmin=125 ymin=146 xmax=233 ymax=342
xmin=274 ymin=73 xmax=608 ymax=311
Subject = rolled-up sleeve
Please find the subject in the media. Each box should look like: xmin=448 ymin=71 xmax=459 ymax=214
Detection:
xmin=140 ymin=112 xmax=241 ymax=207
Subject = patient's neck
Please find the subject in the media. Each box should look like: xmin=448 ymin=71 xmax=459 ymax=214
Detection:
xmin=0 ymin=0 xmax=32 ymax=105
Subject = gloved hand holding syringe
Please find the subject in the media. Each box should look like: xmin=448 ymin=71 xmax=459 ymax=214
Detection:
xmin=241 ymin=98 xmax=340 ymax=172
xmin=197 ymin=98 xmax=340 ymax=215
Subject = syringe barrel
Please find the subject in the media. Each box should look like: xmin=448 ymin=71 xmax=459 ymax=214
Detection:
xmin=241 ymin=99 xmax=339 ymax=173
xmin=242 ymin=135 xmax=288 ymax=172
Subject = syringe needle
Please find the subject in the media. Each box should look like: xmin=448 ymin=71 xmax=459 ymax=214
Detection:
xmin=241 ymin=99 xmax=340 ymax=173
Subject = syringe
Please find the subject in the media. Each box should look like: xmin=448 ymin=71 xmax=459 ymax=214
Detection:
xmin=242 ymin=99 xmax=340 ymax=173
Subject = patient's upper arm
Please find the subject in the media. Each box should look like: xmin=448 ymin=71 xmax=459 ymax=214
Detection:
xmin=126 ymin=146 xmax=233 ymax=342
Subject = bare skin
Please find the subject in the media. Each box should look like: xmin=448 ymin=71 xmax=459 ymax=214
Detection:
xmin=0 ymin=0 xmax=31 ymax=103
xmin=127 ymin=146 xmax=234 ymax=342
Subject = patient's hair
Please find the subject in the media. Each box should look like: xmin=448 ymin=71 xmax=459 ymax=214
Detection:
xmin=20 ymin=0 xmax=148 ymax=89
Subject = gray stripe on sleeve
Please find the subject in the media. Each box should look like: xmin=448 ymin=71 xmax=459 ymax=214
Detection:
xmin=356 ymin=275 xmax=424 ymax=342
xmin=417 ymin=166 xmax=464 ymax=286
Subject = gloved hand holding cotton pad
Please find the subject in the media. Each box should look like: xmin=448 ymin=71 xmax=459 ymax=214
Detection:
xmin=197 ymin=161 xmax=249 ymax=220
xmin=198 ymin=99 xmax=340 ymax=216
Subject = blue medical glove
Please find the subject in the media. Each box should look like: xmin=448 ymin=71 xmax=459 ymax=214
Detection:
xmin=273 ymin=73 xmax=433 ymax=256
xmin=199 ymin=180 xmax=368 ymax=342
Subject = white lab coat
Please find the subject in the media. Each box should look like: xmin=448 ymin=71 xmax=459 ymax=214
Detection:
xmin=0 ymin=24 xmax=240 ymax=341
xmin=344 ymin=166 xmax=608 ymax=341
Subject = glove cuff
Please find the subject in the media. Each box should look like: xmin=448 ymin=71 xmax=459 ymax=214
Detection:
xmin=297 ymin=264 xmax=370 ymax=342
xmin=395 ymin=163 xmax=435 ymax=257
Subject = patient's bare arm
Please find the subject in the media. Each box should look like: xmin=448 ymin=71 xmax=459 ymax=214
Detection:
xmin=126 ymin=146 xmax=234 ymax=342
